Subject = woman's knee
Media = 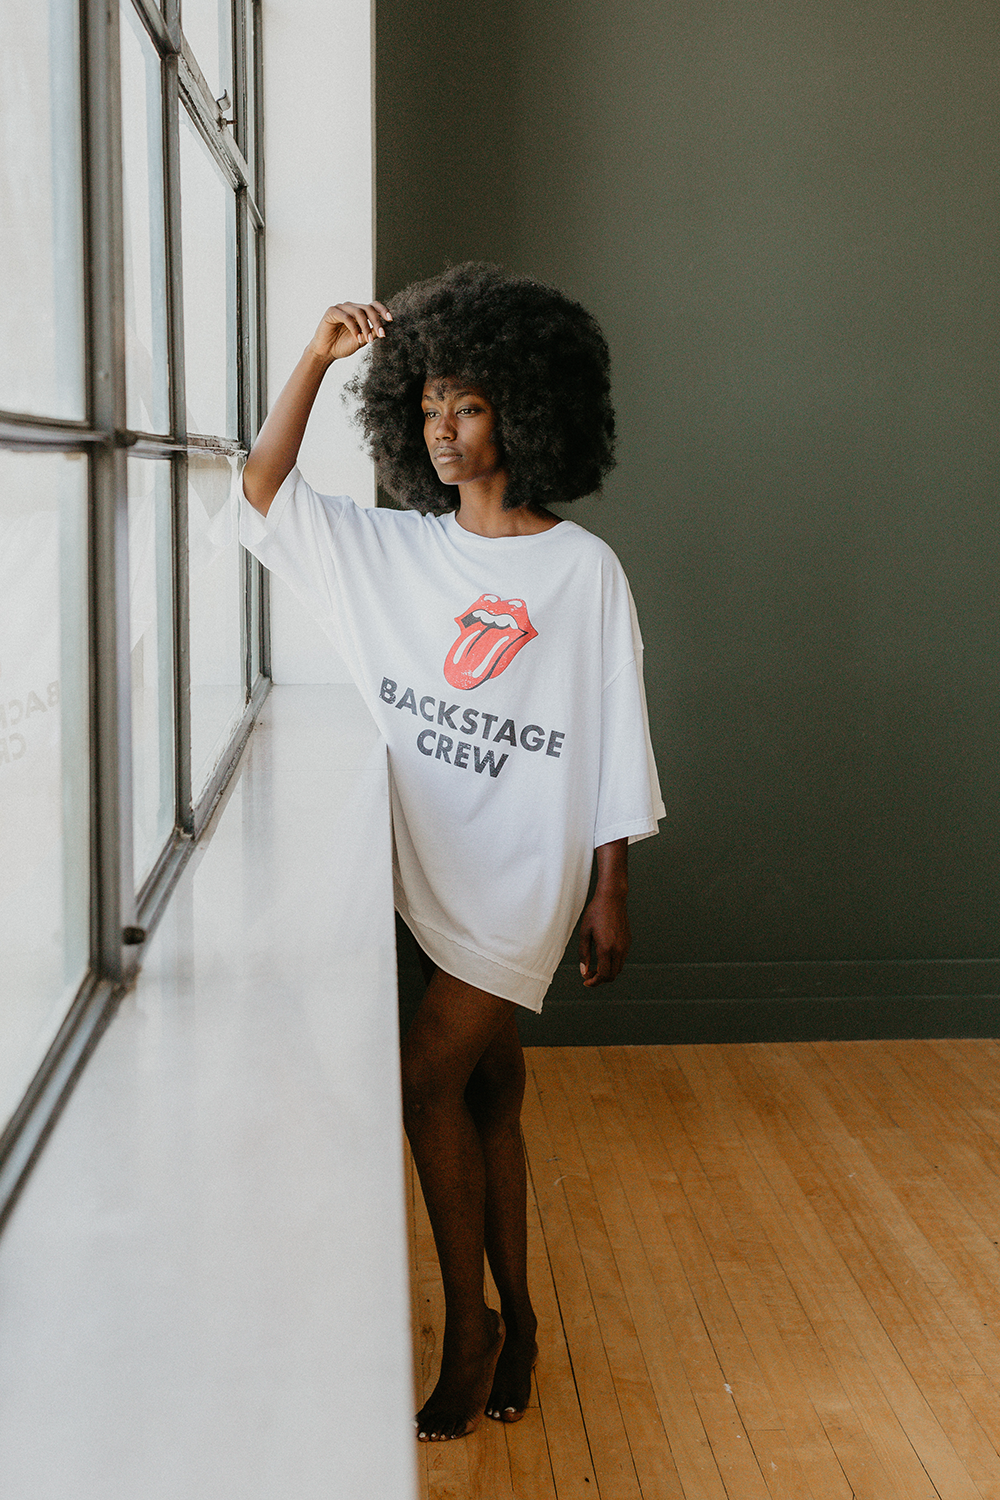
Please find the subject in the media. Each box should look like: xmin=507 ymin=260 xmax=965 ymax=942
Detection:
xmin=465 ymin=1038 xmax=526 ymax=1123
xmin=400 ymin=1037 xmax=466 ymax=1124
xmin=401 ymin=978 xmax=519 ymax=1125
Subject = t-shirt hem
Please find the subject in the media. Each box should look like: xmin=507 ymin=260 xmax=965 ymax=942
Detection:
xmin=237 ymin=463 xmax=349 ymax=550
xmin=396 ymin=906 xmax=550 ymax=1013
xmin=595 ymin=812 xmax=663 ymax=847
xmin=236 ymin=462 xmax=292 ymax=542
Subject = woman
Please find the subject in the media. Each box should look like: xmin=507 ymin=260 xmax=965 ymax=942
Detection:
xmin=240 ymin=264 xmax=663 ymax=1441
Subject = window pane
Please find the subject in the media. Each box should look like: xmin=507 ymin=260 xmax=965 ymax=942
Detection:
xmin=179 ymin=109 xmax=238 ymax=438
xmin=187 ymin=452 xmax=244 ymax=794
xmin=121 ymin=1 xmax=170 ymax=434
xmin=181 ymin=0 xmax=233 ymax=105
xmin=0 ymin=450 xmax=89 ymax=1129
xmin=128 ymin=457 xmax=175 ymax=883
xmin=0 ymin=0 xmax=85 ymax=419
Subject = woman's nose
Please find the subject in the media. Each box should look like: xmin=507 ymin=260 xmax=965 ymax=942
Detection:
xmin=433 ymin=412 xmax=456 ymax=437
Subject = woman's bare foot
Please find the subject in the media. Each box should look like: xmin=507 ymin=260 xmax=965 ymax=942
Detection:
xmin=485 ymin=1309 xmax=538 ymax=1422
xmin=416 ymin=1308 xmax=505 ymax=1441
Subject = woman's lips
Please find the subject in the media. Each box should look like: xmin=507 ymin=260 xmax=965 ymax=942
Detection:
xmin=434 ymin=448 xmax=461 ymax=462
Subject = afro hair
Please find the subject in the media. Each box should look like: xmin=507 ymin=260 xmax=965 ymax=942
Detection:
xmin=348 ymin=263 xmax=616 ymax=513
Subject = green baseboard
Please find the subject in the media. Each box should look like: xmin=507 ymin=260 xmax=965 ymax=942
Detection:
xmin=519 ymin=960 xmax=1000 ymax=1044
xmin=515 ymin=990 xmax=1000 ymax=1046
xmin=395 ymin=928 xmax=1000 ymax=1044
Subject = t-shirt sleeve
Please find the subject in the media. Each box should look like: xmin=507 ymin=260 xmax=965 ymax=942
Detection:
xmin=593 ymin=567 xmax=666 ymax=848
xmin=236 ymin=464 xmax=353 ymax=650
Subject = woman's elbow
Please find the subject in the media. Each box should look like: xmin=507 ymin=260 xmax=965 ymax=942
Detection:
xmin=241 ymin=457 xmax=276 ymax=517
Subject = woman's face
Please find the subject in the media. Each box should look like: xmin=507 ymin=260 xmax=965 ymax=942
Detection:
xmin=421 ymin=379 xmax=504 ymax=488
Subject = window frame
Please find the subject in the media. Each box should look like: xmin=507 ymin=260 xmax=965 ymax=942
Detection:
xmin=0 ymin=0 xmax=268 ymax=1228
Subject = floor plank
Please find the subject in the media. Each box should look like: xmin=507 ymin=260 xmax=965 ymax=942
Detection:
xmin=408 ymin=1040 xmax=1000 ymax=1500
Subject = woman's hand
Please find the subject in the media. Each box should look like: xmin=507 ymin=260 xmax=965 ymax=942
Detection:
xmin=579 ymin=839 xmax=631 ymax=986
xmin=307 ymin=301 xmax=393 ymax=366
xmin=243 ymin=299 xmax=392 ymax=514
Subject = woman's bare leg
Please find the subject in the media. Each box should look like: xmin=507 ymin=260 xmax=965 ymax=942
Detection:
xmin=401 ymin=968 xmax=513 ymax=1440
xmin=464 ymin=1014 xmax=539 ymax=1421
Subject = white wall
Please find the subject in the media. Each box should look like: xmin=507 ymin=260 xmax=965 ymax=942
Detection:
xmin=261 ymin=0 xmax=376 ymax=684
xmin=0 ymin=687 xmax=417 ymax=1500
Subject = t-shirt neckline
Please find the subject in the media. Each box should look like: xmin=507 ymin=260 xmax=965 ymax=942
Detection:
xmin=444 ymin=511 xmax=566 ymax=544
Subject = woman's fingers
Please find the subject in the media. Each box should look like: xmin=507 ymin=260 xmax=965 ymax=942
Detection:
xmin=317 ymin=301 xmax=394 ymax=360
xmin=578 ymin=920 xmax=593 ymax=980
xmin=334 ymin=300 xmax=393 ymax=343
xmin=579 ymin=926 xmax=612 ymax=985
xmin=578 ymin=902 xmax=629 ymax=986
xmin=362 ymin=301 xmax=393 ymax=339
xmin=328 ymin=302 xmax=370 ymax=348
xmin=584 ymin=945 xmax=623 ymax=986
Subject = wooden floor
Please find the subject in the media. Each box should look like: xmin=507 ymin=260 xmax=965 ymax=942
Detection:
xmin=406 ymin=1039 xmax=1000 ymax=1500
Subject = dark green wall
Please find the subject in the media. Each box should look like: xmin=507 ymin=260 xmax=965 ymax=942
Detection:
xmin=378 ymin=0 xmax=1000 ymax=1041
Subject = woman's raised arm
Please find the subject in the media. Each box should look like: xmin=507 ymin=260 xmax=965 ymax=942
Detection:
xmin=242 ymin=301 xmax=392 ymax=515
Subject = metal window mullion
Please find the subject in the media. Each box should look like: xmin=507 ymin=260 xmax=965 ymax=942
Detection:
xmin=127 ymin=0 xmax=172 ymax=55
xmin=122 ymin=434 xmax=188 ymax=454
xmin=177 ymin=39 xmax=226 ymax=139
xmin=0 ymin=410 xmax=102 ymax=438
xmin=254 ymin=203 xmax=270 ymax=679
xmin=251 ymin=1 xmax=269 ymax=678
xmin=177 ymin=48 xmax=253 ymax=192
xmin=163 ymin=52 xmax=194 ymax=836
xmin=251 ymin=0 xmax=264 ymax=227
xmin=237 ymin=192 xmax=252 ymax=696
xmin=232 ymin=0 xmax=248 ymax=180
xmin=83 ymin=0 xmax=136 ymax=982
xmin=236 ymin=0 xmax=263 ymax=691
xmin=0 ymin=429 xmax=104 ymax=453
xmin=235 ymin=111 xmax=257 ymax=695
xmin=162 ymin=0 xmax=179 ymax=44
xmin=186 ymin=433 xmax=245 ymax=456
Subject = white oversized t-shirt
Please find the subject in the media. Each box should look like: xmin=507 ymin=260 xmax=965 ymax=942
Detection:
xmin=239 ymin=468 xmax=664 ymax=1010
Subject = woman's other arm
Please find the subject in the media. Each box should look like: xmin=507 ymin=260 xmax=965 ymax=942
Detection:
xmin=578 ymin=838 xmax=631 ymax=987
xmin=242 ymin=301 xmax=391 ymax=516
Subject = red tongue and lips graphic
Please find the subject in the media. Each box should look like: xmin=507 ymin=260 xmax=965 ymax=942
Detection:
xmin=443 ymin=593 xmax=538 ymax=690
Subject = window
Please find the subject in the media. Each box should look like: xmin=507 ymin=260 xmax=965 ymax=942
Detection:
xmin=0 ymin=0 xmax=267 ymax=1223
